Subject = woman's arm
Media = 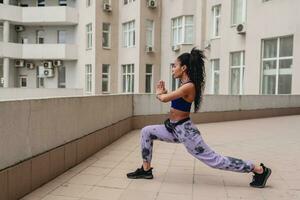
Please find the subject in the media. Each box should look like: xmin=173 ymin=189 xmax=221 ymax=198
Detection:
xmin=156 ymin=81 xmax=192 ymax=103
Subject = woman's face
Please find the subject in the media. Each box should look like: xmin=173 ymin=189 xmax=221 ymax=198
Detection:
xmin=171 ymin=59 xmax=185 ymax=79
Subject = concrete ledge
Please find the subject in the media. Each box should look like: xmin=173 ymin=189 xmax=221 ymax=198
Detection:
xmin=132 ymin=107 xmax=300 ymax=129
xmin=0 ymin=117 xmax=132 ymax=200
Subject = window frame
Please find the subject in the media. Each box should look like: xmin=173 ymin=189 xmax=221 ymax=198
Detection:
xmin=86 ymin=23 xmax=93 ymax=50
xmin=261 ymin=36 xmax=293 ymax=94
xmin=85 ymin=64 xmax=92 ymax=93
xmin=212 ymin=5 xmax=221 ymax=38
xmin=122 ymin=20 xmax=135 ymax=48
xmin=211 ymin=59 xmax=220 ymax=94
xmin=229 ymin=51 xmax=245 ymax=95
xmin=19 ymin=75 xmax=28 ymax=88
xmin=171 ymin=15 xmax=194 ymax=46
xmin=231 ymin=0 xmax=247 ymax=26
xmin=145 ymin=64 xmax=153 ymax=93
xmin=122 ymin=64 xmax=135 ymax=93
xmin=102 ymin=64 xmax=110 ymax=93
xmin=146 ymin=19 xmax=154 ymax=47
xmin=102 ymin=23 xmax=111 ymax=48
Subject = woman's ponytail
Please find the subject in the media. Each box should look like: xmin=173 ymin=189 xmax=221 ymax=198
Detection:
xmin=188 ymin=48 xmax=206 ymax=112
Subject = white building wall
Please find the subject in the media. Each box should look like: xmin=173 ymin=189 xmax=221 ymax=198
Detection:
xmin=206 ymin=0 xmax=300 ymax=95
xmin=118 ymin=0 xmax=140 ymax=93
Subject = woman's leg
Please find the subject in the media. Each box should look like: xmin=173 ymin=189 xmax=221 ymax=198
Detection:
xmin=141 ymin=124 xmax=179 ymax=170
xmin=174 ymin=121 xmax=254 ymax=173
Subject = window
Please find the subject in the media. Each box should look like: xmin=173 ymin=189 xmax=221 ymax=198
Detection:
xmin=57 ymin=30 xmax=66 ymax=44
xmin=86 ymin=23 xmax=92 ymax=49
xmin=85 ymin=64 xmax=92 ymax=93
xmin=232 ymin=0 xmax=246 ymax=25
xmin=0 ymin=61 xmax=3 ymax=87
xmin=36 ymin=30 xmax=45 ymax=44
xmin=145 ymin=64 xmax=153 ymax=93
xmin=262 ymin=36 xmax=293 ymax=94
xmin=102 ymin=23 xmax=111 ymax=48
xmin=124 ymin=0 xmax=135 ymax=5
xmin=212 ymin=5 xmax=221 ymax=38
xmin=122 ymin=20 xmax=135 ymax=48
xmin=58 ymin=66 xmax=66 ymax=88
xmin=37 ymin=0 xmax=45 ymax=6
xmin=146 ymin=19 xmax=154 ymax=47
xmin=0 ymin=23 xmax=3 ymax=42
xmin=171 ymin=16 xmax=194 ymax=46
xmin=170 ymin=63 xmax=180 ymax=91
xmin=102 ymin=64 xmax=110 ymax=93
xmin=19 ymin=76 xmax=27 ymax=88
xmin=230 ymin=51 xmax=245 ymax=95
xmin=86 ymin=0 xmax=91 ymax=7
xmin=211 ymin=59 xmax=220 ymax=94
xmin=59 ymin=0 xmax=67 ymax=6
xmin=122 ymin=64 xmax=134 ymax=93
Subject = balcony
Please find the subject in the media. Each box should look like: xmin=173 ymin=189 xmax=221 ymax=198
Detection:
xmin=0 ymin=42 xmax=78 ymax=60
xmin=0 ymin=4 xmax=78 ymax=25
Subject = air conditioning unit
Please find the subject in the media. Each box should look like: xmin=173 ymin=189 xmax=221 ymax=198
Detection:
xmin=15 ymin=25 xmax=25 ymax=32
xmin=43 ymin=61 xmax=53 ymax=69
xmin=103 ymin=3 xmax=112 ymax=12
xmin=44 ymin=68 xmax=54 ymax=78
xmin=15 ymin=60 xmax=25 ymax=67
xmin=38 ymin=66 xmax=54 ymax=78
xmin=236 ymin=23 xmax=246 ymax=34
xmin=26 ymin=62 xmax=35 ymax=70
xmin=146 ymin=46 xmax=153 ymax=53
xmin=147 ymin=0 xmax=157 ymax=8
xmin=53 ymin=60 xmax=62 ymax=67
xmin=204 ymin=40 xmax=211 ymax=50
xmin=172 ymin=45 xmax=180 ymax=52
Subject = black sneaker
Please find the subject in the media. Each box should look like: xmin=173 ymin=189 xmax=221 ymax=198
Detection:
xmin=250 ymin=163 xmax=272 ymax=188
xmin=127 ymin=166 xmax=153 ymax=179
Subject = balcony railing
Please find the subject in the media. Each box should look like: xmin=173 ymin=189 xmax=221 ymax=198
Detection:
xmin=0 ymin=4 xmax=78 ymax=25
xmin=0 ymin=42 xmax=78 ymax=60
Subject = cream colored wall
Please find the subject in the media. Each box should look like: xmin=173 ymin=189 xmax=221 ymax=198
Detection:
xmin=118 ymin=0 xmax=140 ymax=93
xmin=95 ymin=0 xmax=119 ymax=94
xmin=138 ymin=0 xmax=161 ymax=93
xmin=206 ymin=0 xmax=300 ymax=95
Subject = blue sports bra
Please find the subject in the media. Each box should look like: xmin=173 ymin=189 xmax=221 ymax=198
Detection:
xmin=171 ymin=81 xmax=193 ymax=112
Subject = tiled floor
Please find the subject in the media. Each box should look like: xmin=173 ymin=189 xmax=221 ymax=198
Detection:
xmin=22 ymin=115 xmax=300 ymax=200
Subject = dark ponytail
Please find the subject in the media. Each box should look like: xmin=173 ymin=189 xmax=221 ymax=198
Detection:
xmin=178 ymin=47 xmax=206 ymax=112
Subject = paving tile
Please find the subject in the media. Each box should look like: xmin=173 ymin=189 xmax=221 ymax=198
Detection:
xmin=68 ymin=174 xmax=104 ymax=186
xmin=118 ymin=189 xmax=157 ymax=200
xmin=95 ymin=177 xmax=132 ymax=189
xmin=50 ymin=184 xmax=92 ymax=198
xmin=81 ymin=186 xmax=123 ymax=200
xmin=157 ymin=192 xmax=192 ymax=200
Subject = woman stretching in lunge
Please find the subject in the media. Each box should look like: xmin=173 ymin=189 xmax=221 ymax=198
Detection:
xmin=127 ymin=48 xmax=271 ymax=188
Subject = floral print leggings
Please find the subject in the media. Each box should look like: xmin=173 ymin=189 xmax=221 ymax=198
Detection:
xmin=141 ymin=119 xmax=254 ymax=173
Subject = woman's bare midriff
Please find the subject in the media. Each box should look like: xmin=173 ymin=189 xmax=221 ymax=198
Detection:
xmin=169 ymin=108 xmax=190 ymax=121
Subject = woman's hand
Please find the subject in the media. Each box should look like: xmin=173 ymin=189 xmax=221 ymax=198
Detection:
xmin=156 ymin=80 xmax=167 ymax=95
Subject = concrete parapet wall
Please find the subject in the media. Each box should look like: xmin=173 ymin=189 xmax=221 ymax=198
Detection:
xmin=0 ymin=94 xmax=300 ymax=199
xmin=0 ymin=95 xmax=133 ymax=170
xmin=133 ymin=94 xmax=300 ymax=115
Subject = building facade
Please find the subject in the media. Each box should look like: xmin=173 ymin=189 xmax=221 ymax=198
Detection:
xmin=0 ymin=0 xmax=299 ymax=96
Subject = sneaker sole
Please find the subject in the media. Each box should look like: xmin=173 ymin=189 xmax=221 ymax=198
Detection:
xmin=127 ymin=175 xmax=153 ymax=179
xmin=250 ymin=168 xmax=272 ymax=188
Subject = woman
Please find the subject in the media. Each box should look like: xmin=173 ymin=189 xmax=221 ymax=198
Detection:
xmin=127 ymin=48 xmax=271 ymax=188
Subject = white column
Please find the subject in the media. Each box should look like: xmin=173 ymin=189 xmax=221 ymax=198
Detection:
xmin=3 ymin=58 xmax=9 ymax=87
xmin=4 ymin=0 xmax=9 ymax=5
xmin=3 ymin=21 xmax=10 ymax=88
xmin=3 ymin=21 xmax=9 ymax=43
